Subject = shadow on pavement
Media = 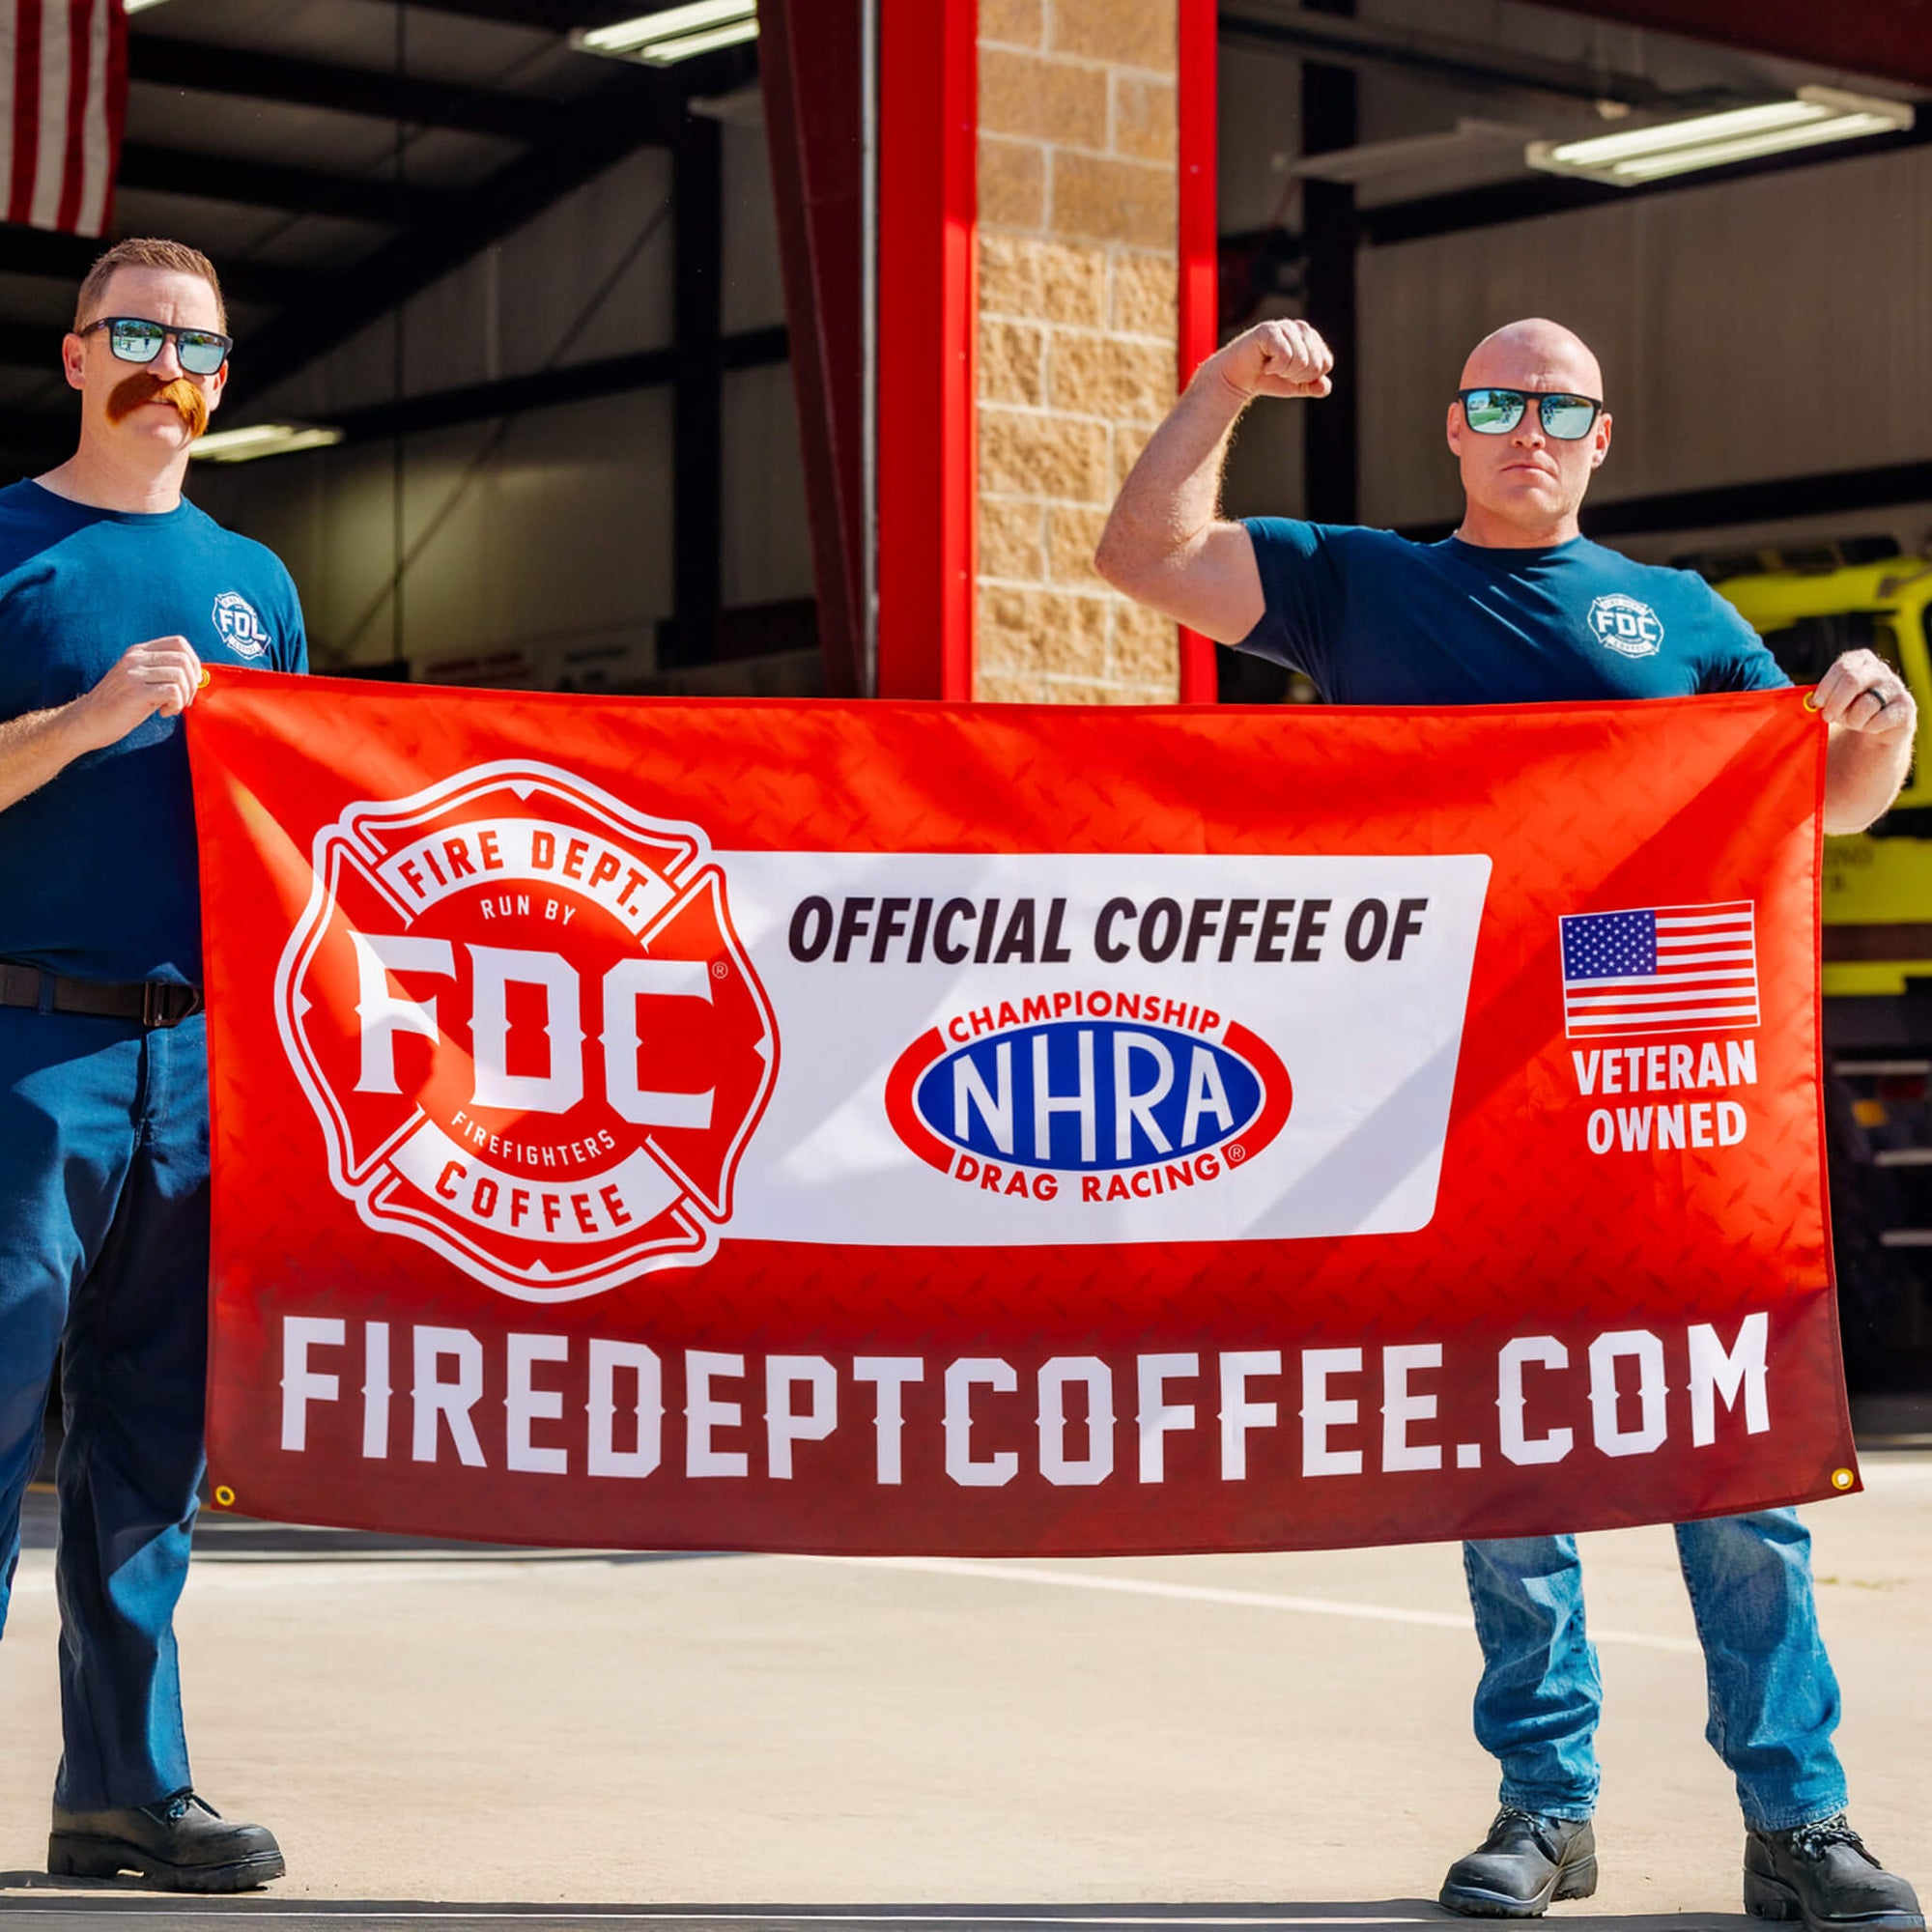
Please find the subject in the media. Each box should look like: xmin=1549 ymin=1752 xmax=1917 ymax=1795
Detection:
xmin=0 ymin=1883 xmax=1752 ymax=1929
xmin=15 ymin=1488 xmax=736 ymax=1566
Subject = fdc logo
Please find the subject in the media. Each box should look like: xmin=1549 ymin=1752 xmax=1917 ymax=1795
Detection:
xmin=1587 ymin=592 xmax=1664 ymax=659
xmin=212 ymin=590 xmax=271 ymax=659
xmin=275 ymin=763 xmax=778 ymax=1301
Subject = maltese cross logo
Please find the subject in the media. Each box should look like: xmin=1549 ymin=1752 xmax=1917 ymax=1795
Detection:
xmin=276 ymin=762 xmax=778 ymax=1302
xmin=1587 ymin=592 xmax=1664 ymax=660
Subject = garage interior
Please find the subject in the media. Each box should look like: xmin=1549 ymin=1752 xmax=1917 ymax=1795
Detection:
xmin=1213 ymin=0 xmax=1932 ymax=701
xmin=6 ymin=0 xmax=1931 ymax=1406
xmin=0 ymin=2 xmax=1921 ymax=696
xmin=0 ymin=0 xmax=807 ymax=696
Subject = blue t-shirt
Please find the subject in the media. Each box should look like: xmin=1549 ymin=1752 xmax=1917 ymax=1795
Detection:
xmin=0 ymin=479 xmax=307 ymax=985
xmin=1238 ymin=520 xmax=1788 ymax=704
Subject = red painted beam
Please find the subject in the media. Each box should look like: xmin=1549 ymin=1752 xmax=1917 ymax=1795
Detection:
xmin=1526 ymin=0 xmax=1932 ymax=91
xmin=1176 ymin=0 xmax=1219 ymax=706
xmin=759 ymin=0 xmax=867 ymax=698
xmin=876 ymin=0 xmax=977 ymax=702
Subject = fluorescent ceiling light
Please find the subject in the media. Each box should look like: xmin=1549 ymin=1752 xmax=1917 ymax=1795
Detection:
xmin=124 ymin=0 xmax=173 ymax=12
xmin=582 ymin=0 xmax=752 ymax=45
xmin=1608 ymin=113 xmax=1902 ymax=181
xmin=573 ymin=0 xmax=756 ymax=66
xmin=1527 ymin=86 xmax=1911 ymax=186
xmin=627 ymin=17 xmax=757 ymax=62
xmin=189 ymin=422 xmax=344 ymax=464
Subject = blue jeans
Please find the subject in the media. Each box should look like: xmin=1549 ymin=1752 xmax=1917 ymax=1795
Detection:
xmin=0 ymin=1005 xmax=211 ymax=1811
xmin=1463 ymin=1513 xmax=1847 ymax=1833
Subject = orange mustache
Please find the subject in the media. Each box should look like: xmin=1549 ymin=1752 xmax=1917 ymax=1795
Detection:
xmin=104 ymin=371 xmax=210 ymax=438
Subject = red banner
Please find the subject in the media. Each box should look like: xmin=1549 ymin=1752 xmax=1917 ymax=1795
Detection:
xmin=188 ymin=675 xmax=1851 ymax=1555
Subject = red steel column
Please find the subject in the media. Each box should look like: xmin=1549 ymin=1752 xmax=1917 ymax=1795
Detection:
xmin=1176 ymin=0 xmax=1220 ymax=705
xmin=759 ymin=0 xmax=867 ymax=698
xmin=875 ymin=0 xmax=977 ymax=702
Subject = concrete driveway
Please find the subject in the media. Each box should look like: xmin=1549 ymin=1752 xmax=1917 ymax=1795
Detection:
xmin=3 ymin=1463 xmax=1928 ymax=1924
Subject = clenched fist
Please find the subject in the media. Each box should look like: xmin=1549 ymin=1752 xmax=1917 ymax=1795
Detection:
xmin=1209 ymin=319 xmax=1335 ymax=402
xmin=1813 ymin=648 xmax=1916 ymax=742
xmin=71 ymin=637 xmax=203 ymax=751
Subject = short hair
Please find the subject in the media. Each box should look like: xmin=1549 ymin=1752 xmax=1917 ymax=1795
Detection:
xmin=73 ymin=237 xmax=226 ymax=333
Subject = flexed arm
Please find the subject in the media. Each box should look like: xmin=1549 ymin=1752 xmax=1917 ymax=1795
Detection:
xmin=1095 ymin=320 xmax=1333 ymax=643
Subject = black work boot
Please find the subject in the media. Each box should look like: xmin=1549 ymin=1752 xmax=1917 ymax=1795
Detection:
xmin=1440 ymin=1807 xmax=1599 ymax=1918
xmin=1745 ymin=1814 xmax=1923 ymax=1932
xmin=48 ymin=1790 xmax=285 ymax=1892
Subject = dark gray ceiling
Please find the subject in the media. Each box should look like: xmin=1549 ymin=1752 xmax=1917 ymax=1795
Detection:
xmin=0 ymin=0 xmax=755 ymax=465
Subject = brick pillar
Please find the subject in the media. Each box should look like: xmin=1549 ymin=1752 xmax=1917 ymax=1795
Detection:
xmin=974 ymin=0 xmax=1180 ymax=703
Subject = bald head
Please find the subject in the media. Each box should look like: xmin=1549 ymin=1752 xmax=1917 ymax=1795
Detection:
xmin=1445 ymin=318 xmax=1611 ymax=547
xmin=1460 ymin=319 xmax=1604 ymax=400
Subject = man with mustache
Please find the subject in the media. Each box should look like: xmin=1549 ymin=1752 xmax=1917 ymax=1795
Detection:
xmin=1096 ymin=316 xmax=1920 ymax=1932
xmin=0 ymin=238 xmax=304 ymax=1892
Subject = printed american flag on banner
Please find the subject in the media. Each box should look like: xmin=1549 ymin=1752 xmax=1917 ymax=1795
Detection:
xmin=1559 ymin=900 xmax=1760 ymax=1038
xmin=0 ymin=0 xmax=128 ymax=239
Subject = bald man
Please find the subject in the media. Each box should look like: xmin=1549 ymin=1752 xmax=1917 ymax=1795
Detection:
xmin=1096 ymin=318 xmax=1921 ymax=1932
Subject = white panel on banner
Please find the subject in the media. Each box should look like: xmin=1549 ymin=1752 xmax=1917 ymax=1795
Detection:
xmin=721 ymin=852 xmax=1492 ymax=1244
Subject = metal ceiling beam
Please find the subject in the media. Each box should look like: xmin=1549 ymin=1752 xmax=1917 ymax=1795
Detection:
xmin=118 ymin=141 xmax=456 ymax=227
xmin=1356 ymin=111 xmax=1932 ymax=244
xmin=0 ymin=221 xmax=325 ymax=307
xmin=224 ymin=48 xmax=752 ymax=407
xmin=1522 ymin=1 xmax=1932 ymax=93
xmin=320 ymin=325 xmax=786 ymax=442
xmin=0 ymin=327 xmax=789 ymax=449
xmin=383 ymin=0 xmax=677 ymax=30
xmin=1218 ymin=4 xmax=1742 ymax=111
xmin=128 ymin=34 xmax=568 ymax=143
xmin=1398 ymin=459 xmax=1932 ymax=546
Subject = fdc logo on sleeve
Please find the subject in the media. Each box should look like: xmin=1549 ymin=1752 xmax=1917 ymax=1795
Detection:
xmin=212 ymin=590 xmax=272 ymax=659
xmin=1587 ymin=593 xmax=1663 ymax=659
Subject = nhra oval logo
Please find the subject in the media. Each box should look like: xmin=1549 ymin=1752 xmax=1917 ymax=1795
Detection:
xmin=885 ymin=991 xmax=1292 ymax=1204
xmin=213 ymin=590 xmax=271 ymax=660
xmin=275 ymin=762 xmax=778 ymax=1301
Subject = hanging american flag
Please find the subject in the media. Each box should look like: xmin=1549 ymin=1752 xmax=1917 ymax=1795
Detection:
xmin=0 ymin=0 xmax=128 ymax=239
xmin=1559 ymin=900 xmax=1761 ymax=1038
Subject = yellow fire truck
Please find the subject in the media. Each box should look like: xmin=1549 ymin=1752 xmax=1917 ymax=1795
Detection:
xmin=1714 ymin=545 xmax=1932 ymax=1390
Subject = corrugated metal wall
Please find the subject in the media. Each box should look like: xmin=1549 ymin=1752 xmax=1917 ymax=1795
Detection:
xmin=1358 ymin=146 xmax=1932 ymax=529
xmin=189 ymin=124 xmax=811 ymax=684
xmin=1216 ymin=0 xmax=1932 ymax=557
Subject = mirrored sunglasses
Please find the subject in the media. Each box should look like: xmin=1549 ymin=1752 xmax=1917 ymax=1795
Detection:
xmin=1458 ymin=387 xmax=1603 ymax=440
xmin=79 ymin=315 xmax=232 ymax=376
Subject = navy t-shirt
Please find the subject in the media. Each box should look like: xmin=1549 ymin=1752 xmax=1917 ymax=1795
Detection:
xmin=1238 ymin=520 xmax=1788 ymax=704
xmin=0 ymin=478 xmax=307 ymax=985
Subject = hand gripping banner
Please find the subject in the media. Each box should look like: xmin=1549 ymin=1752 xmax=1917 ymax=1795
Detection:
xmin=187 ymin=676 xmax=1851 ymax=1555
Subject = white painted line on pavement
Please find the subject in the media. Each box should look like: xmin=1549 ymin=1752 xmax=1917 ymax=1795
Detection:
xmin=1853 ymin=1459 xmax=1932 ymax=1484
xmin=787 ymin=1554 xmax=1701 ymax=1655
xmin=12 ymin=1547 xmax=1701 ymax=1652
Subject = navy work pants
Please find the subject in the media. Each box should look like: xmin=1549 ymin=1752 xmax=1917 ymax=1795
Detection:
xmin=0 ymin=1005 xmax=210 ymax=1810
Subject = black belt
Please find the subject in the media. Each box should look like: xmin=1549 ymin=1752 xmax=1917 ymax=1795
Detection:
xmin=0 ymin=961 xmax=205 ymax=1029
